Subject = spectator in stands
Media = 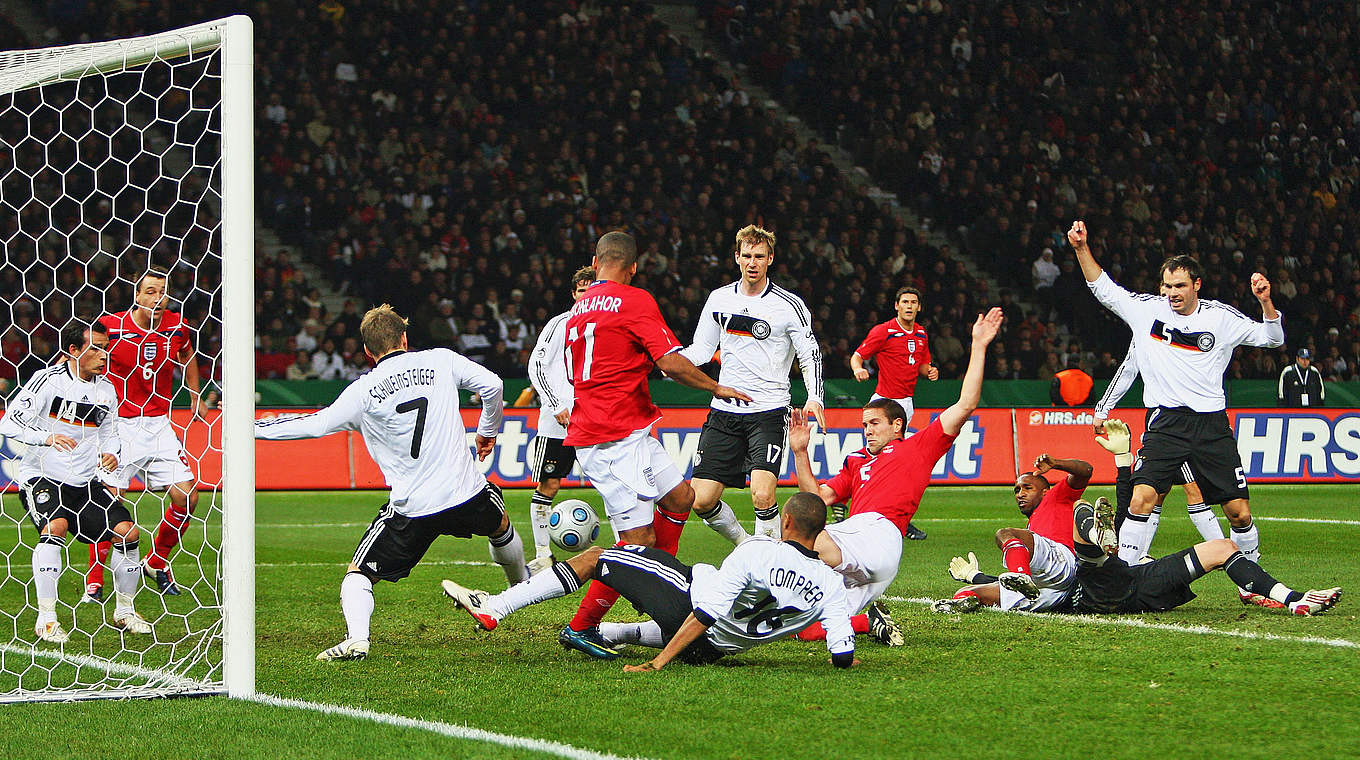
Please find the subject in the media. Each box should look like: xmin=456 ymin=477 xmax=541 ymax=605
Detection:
xmin=312 ymin=338 xmax=345 ymax=380
xmin=1051 ymin=357 xmax=1094 ymax=407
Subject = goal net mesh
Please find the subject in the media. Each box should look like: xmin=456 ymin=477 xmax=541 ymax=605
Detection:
xmin=0 ymin=22 xmax=235 ymax=701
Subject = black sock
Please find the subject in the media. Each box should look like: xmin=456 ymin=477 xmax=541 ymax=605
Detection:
xmin=1222 ymin=551 xmax=1301 ymax=603
xmin=1114 ymin=465 xmax=1133 ymax=532
xmin=754 ymin=506 xmax=779 ymax=521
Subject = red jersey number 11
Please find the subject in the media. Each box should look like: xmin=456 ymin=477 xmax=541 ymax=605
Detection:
xmin=567 ymin=322 xmax=597 ymax=382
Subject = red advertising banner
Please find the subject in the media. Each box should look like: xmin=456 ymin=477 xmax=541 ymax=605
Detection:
xmin=3 ymin=407 xmax=1354 ymax=491
xmin=1013 ymin=408 xmax=1360 ymax=484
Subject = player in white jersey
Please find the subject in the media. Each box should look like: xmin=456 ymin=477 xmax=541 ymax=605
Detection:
xmin=254 ymin=305 xmax=526 ymax=661
xmin=524 ymin=266 xmax=594 ymax=573
xmin=441 ymin=492 xmax=857 ymax=671
xmin=679 ymin=225 xmax=825 ymax=542
xmin=1095 ymin=342 xmax=1229 ymax=554
xmin=0 ymin=321 xmax=152 ymax=642
xmin=1068 ymin=220 xmax=1283 ymax=576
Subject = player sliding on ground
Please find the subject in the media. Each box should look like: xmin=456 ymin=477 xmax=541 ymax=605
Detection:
xmin=937 ymin=419 xmax=1342 ymax=617
xmin=441 ymin=492 xmax=857 ymax=671
xmin=255 ymin=305 xmax=528 ymax=661
xmin=790 ymin=307 xmax=1004 ymax=647
xmin=933 ymin=452 xmax=1092 ymax=613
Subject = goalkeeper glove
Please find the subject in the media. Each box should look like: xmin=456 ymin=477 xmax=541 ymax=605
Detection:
xmin=1096 ymin=418 xmax=1134 ymax=467
xmin=948 ymin=552 xmax=980 ymax=583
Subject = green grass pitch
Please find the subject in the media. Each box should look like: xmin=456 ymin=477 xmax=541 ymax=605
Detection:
xmin=1 ymin=485 xmax=1357 ymax=759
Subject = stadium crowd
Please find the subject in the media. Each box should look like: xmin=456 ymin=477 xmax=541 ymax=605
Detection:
xmin=2 ymin=0 xmax=1356 ymax=389
xmin=706 ymin=0 xmax=1360 ymax=380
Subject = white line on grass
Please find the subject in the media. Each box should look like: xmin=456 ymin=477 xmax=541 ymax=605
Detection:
xmin=247 ymin=693 xmax=658 ymax=760
xmin=888 ymin=596 xmax=1360 ymax=649
xmin=0 ymin=641 xmax=205 ymax=690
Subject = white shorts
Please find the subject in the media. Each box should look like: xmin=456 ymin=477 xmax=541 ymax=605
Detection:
xmin=104 ymin=416 xmax=195 ymax=490
xmin=576 ymin=426 xmax=683 ymax=534
xmin=999 ymin=533 xmax=1077 ymax=612
xmin=870 ymin=394 xmax=914 ymax=424
xmin=823 ymin=512 xmax=903 ymax=613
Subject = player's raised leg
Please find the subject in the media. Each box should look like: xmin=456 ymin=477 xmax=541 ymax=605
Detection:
xmin=692 ymin=477 xmax=748 ymax=546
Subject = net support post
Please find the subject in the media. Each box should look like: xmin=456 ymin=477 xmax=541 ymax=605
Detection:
xmin=219 ymin=13 xmax=255 ymax=700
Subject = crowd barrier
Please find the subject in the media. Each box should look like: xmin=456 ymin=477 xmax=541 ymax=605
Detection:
xmin=7 ymin=407 xmax=1352 ymax=491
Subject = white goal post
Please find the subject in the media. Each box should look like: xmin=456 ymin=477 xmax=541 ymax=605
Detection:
xmin=0 ymin=16 xmax=253 ymax=701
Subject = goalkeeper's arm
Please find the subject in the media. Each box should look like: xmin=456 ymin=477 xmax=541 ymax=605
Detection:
xmin=948 ymin=552 xmax=997 ymax=585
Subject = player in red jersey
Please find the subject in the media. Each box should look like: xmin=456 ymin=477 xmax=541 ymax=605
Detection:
xmin=85 ymin=267 xmax=204 ymax=599
xmin=791 ymin=307 xmax=1002 ymax=645
xmin=851 ymin=287 xmax=938 ymax=424
xmin=558 ymin=231 xmax=750 ymax=659
xmin=933 ymin=453 xmax=1092 ymax=614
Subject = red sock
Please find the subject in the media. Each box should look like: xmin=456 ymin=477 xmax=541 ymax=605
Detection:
xmin=797 ymin=614 xmax=870 ymax=642
xmin=652 ymin=506 xmax=688 ymax=556
xmin=568 ymin=540 xmax=626 ymax=631
xmin=86 ymin=541 xmax=111 ymax=587
xmin=148 ymin=505 xmax=192 ymax=571
xmin=1002 ymin=539 xmax=1031 ymax=575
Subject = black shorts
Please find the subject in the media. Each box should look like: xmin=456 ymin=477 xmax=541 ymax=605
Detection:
xmin=353 ymin=483 xmax=506 ymax=583
xmin=595 ymin=546 xmax=725 ymax=665
xmin=530 ymin=436 xmax=576 ymax=481
xmin=1135 ymin=407 xmax=1247 ymax=504
xmin=1073 ymin=548 xmax=1198 ymax=614
xmin=691 ymin=407 xmax=789 ymax=488
xmin=19 ymin=478 xmax=131 ymax=543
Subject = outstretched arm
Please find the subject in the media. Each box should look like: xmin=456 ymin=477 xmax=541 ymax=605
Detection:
xmin=937 ymin=308 xmax=1003 ymax=436
xmin=623 ymin=613 xmax=710 ymax=673
xmin=789 ymin=412 xmax=840 ymax=505
xmin=655 ymin=352 xmax=753 ymax=403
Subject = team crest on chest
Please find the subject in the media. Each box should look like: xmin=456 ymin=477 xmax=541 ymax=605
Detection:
xmin=142 ymin=342 xmax=158 ymax=362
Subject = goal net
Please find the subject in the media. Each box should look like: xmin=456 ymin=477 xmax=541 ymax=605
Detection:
xmin=0 ymin=16 xmax=253 ymax=701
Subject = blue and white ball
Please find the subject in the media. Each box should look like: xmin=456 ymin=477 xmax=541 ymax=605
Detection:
xmin=547 ymin=499 xmax=601 ymax=553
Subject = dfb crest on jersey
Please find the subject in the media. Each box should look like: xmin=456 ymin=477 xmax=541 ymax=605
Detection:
xmin=36 ymin=490 xmax=51 ymax=504
xmin=750 ymin=319 xmax=771 ymax=339
xmin=1196 ymin=333 xmax=1216 ymax=352
xmin=141 ymin=342 xmax=158 ymax=362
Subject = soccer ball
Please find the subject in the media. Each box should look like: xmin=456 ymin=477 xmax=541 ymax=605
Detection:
xmin=548 ymin=499 xmax=601 ymax=553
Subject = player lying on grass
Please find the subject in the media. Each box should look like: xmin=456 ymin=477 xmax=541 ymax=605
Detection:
xmin=932 ymin=452 xmax=1091 ymax=613
xmin=938 ymin=421 xmax=1342 ymax=616
xmin=441 ymin=492 xmax=858 ymax=671
xmin=788 ymin=307 xmax=1005 ymax=647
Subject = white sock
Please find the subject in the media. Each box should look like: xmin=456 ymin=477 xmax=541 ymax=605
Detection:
xmin=489 ymin=524 xmax=529 ymax=585
xmin=754 ymin=505 xmax=781 ymax=539
xmin=529 ymin=491 xmax=553 ymax=552
xmin=33 ymin=538 xmax=63 ymax=620
xmin=600 ymin=620 xmax=664 ymax=649
xmin=487 ymin=561 xmax=580 ymax=620
xmin=1231 ymin=520 xmax=1260 ymax=563
xmin=1143 ymin=506 xmax=1162 ymax=561
xmin=697 ymin=500 xmax=749 ymax=546
xmin=1186 ymin=503 xmax=1224 ymax=541
xmin=340 ymin=572 xmax=374 ymax=642
xmin=1118 ymin=514 xmax=1153 ymax=564
xmin=110 ymin=540 xmax=141 ymax=598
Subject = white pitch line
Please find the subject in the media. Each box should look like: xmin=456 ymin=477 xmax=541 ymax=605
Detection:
xmin=0 ymin=641 xmax=205 ymax=690
xmin=247 ymin=693 xmax=659 ymax=760
xmin=888 ymin=596 xmax=1360 ymax=649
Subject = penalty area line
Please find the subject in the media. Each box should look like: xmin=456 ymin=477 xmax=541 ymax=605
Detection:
xmin=890 ymin=596 xmax=1360 ymax=649
xmin=247 ymin=693 xmax=659 ymax=760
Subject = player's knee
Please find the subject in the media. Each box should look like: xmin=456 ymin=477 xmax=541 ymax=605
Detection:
xmin=493 ymin=510 xmax=512 ymax=536
xmin=115 ymin=523 xmax=140 ymax=543
xmin=538 ymin=480 xmax=561 ymax=500
xmin=661 ymin=481 xmax=695 ymax=512
xmin=1201 ymin=538 xmax=1237 ymax=567
xmin=751 ymin=482 xmax=777 ymax=509
xmin=42 ymin=519 xmax=70 ymax=539
xmin=1129 ymin=488 xmax=1158 ymax=515
xmin=994 ymin=528 xmax=1017 ymax=547
xmin=1221 ymin=499 xmax=1251 ymax=524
